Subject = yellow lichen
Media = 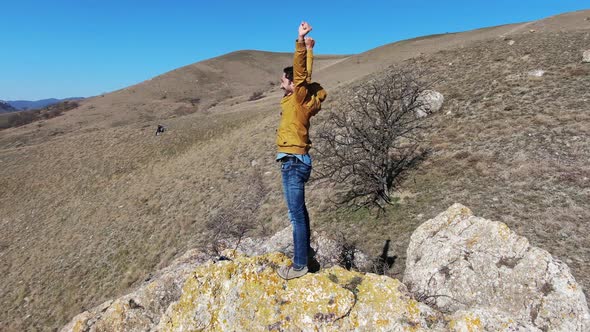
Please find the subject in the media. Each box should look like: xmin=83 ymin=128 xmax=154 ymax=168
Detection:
xmin=445 ymin=204 xmax=472 ymax=225
xmin=160 ymin=252 xmax=431 ymax=331
xmin=497 ymin=223 xmax=511 ymax=240
xmin=71 ymin=315 xmax=89 ymax=332
xmin=466 ymin=236 xmax=479 ymax=248
xmin=449 ymin=312 xmax=483 ymax=332
xmin=406 ymin=299 xmax=420 ymax=320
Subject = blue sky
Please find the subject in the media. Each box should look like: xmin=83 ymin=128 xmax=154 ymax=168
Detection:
xmin=1 ymin=1 xmax=588 ymax=100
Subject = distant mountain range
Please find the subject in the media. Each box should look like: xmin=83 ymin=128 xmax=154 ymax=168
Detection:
xmin=0 ymin=100 xmax=18 ymax=113
xmin=1 ymin=97 xmax=84 ymax=112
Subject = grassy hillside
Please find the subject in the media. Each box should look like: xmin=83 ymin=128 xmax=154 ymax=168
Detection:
xmin=1 ymin=10 xmax=589 ymax=331
xmin=314 ymin=29 xmax=590 ymax=285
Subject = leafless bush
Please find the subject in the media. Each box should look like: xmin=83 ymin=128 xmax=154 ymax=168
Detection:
xmin=248 ymin=91 xmax=264 ymax=101
xmin=199 ymin=170 xmax=268 ymax=255
xmin=172 ymin=106 xmax=198 ymax=116
xmin=314 ymin=66 xmax=432 ymax=209
xmin=333 ymin=231 xmax=359 ymax=271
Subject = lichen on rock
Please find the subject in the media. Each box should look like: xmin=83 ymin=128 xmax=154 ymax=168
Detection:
xmin=158 ymin=251 xmax=439 ymax=331
xmin=62 ymin=204 xmax=590 ymax=331
xmin=404 ymin=203 xmax=590 ymax=331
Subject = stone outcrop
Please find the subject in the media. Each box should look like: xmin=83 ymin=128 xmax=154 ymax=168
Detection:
xmin=60 ymin=249 xmax=211 ymax=332
xmin=62 ymin=204 xmax=590 ymax=331
xmin=61 ymin=228 xmax=375 ymax=332
xmin=224 ymin=226 xmax=373 ymax=272
xmin=415 ymin=90 xmax=444 ymax=118
xmin=158 ymin=251 xmax=442 ymax=331
xmin=63 ymin=250 xmax=443 ymax=331
xmin=404 ymin=203 xmax=590 ymax=331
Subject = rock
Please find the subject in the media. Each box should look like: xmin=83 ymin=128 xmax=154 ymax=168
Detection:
xmin=404 ymin=203 xmax=590 ymax=332
xmin=220 ymin=226 xmax=374 ymax=272
xmin=62 ymin=204 xmax=590 ymax=331
xmin=158 ymin=251 xmax=442 ymax=331
xmin=583 ymin=50 xmax=590 ymax=63
xmin=61 ymin=227 xmax=375 ymax=332
xmin=528 ymin=69 xmax=545 ymax=77
xmin=64 ymin=252 xmax=446 ymax=331
xmin=415 ymin=90 xmax=444 ymax=118
xmin=448 ymin=308 xmax=541 ymax=331
xmin=507 ymin=39 xmax=515 ymax=45
xmin=61 ymin=250 xmax=212 ymax=332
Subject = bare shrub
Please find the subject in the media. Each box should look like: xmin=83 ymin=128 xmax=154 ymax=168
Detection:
xmin=173 ymin=106 xmax=198 ymax=116
xmin=0 ymin=110 xmax=38 ymax=129
xmin=248 ymin=91 xmax=264 ymax=101
xmin=199 ymin=170 xmax=268 ymax=255
xmin=567 ymin=66 xmax=590 ymax=77
xmin=314 ymin=66 xmax=432 ymax=209
xmin=333 ymin=231 xmax=359 ymax=270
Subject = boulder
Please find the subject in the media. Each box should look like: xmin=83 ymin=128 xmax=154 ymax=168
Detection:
xmin=61 ymin=228 xmax=374 ymax=332
xmin=62 ymin=205 xmax=590 ymax=331
xmin=158 ymin=251 xmax=442 ymax=331
xmin=221 ymin=226 xmax=374 ymax=272
xmin=404 ymin=203 xmax=590 ymax=331
xmin=583 ymin=50 xmax=590 ymax=63
xmin=64 ymin=251 xmax=444 ymax=331
xmin=415 ymin=90 xmax=444 ymax=118
xmin=60 ymin=250 xmax=211 ymax=332
xmin=528 ymin=69 xmax=545 ymax=77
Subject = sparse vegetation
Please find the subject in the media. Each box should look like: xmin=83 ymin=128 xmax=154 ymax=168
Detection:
xmin=314 ymin=67 xmax=431 ymax=209
xmin=248 ymin=91 xmax=264 ymax=101
xmin=173 ymin=105 xmax=199 ymax=117
xmin=0 ymin=101 xmax=79 ymax=130
xmin=198 ymin=169 xmax=268 ymax=255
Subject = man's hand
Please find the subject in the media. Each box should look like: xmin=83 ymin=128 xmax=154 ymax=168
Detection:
xmin=304 ymin=37 xmax=315 ymax=50
xmin=298 ymin=21 xmax=312 ymax=41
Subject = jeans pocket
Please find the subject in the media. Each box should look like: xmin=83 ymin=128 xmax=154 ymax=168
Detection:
xmin=295 ymin=163 xmax=312 ymax=182
xmin=281 ymin=160 xmax=293 ymax=171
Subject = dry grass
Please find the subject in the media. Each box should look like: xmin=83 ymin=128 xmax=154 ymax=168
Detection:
xmin=311 ymin=30 xmax=590 ymax=291
xmin=0 ymin=15 xmax=589 ymax=331
xmin=0 ymin=98 xmax=286 ymax=331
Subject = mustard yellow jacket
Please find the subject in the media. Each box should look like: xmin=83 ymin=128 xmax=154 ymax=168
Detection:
xmin=276 ymin=41 xmax=327 ymax=155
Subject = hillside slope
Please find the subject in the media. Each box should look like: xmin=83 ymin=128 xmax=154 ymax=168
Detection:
xmin=0 ymin=51 xmax=347 ymax=146
xmin=7 ymin=98 xmax=84 ymax=111
xmin=1 ymin=10 xmax=589 ymax=331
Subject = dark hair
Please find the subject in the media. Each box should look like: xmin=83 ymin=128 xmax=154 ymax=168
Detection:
xmin=283 ymin=66 xmax=293 ymax=82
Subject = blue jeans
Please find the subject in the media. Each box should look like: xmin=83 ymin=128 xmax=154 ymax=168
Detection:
xmin=281 ymin=157 xmax=312 ymax=269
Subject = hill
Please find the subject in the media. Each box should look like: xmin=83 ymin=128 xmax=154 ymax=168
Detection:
xmin=0 ymin=100 xmax=18 ymax=113
xmin=1 ymin=9 xmax=589 ymax=331
xmin=7 ymin=98 xmax=84 ymax=111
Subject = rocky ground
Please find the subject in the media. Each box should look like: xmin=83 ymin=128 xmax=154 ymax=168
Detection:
xmin=61 ymin=204 xmax=590 ymax=331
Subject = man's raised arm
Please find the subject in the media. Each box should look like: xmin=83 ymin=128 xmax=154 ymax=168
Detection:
xmin=305 ymin=37 xmax=315 ymax=83
xmin=293 ymin=22 xmax=312 ymax=102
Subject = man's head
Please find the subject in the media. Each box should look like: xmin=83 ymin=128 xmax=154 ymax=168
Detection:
xmin=280 ymin=66 xmax=294 ymax=95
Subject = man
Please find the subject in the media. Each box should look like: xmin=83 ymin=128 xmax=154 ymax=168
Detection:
xmin=276 ymin=21 xmax=326 ymax=280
